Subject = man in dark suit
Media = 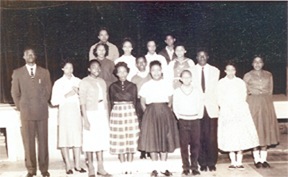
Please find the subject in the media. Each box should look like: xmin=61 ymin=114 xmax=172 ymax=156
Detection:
xmin=159 ymin=34 xmax=177 ymax=64
xmin=11 ymin=48 xmax=51 ymax=177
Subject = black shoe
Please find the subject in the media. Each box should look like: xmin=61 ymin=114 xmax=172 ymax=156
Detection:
xmin=237 ymin=165 xmax=245 ymax=170
xmin=74 ymin=168 xmax=87 ymax=173
xmin=66 ymin=169 xmax=73 ymax=174
xmin=151 ymin=170 xmax=158 ymax=177
xmin=161 ymin=170 xmax=172 ymax=176
xmin=200 ymin=166 xmax=207 ymax=172
xmin=140 ymin=151 xmax=146 ymax=159
xmin=192 ymin=169 xmax=200 ymax=175
xmin=26 ymin=173 xmax=36 ymax=177
xmin=208 ymin=166 xmax=216 ymax=171
xmin=41 ymin=171 xmax=50 ymax=177
xmin=89 ymin=175 xmax=96 ymax=177
xmin=254 ymin=162 xmax=262 ymax=168
xmin=182 ymin=170 xmax=190 ymax=175
xmin=228 ymin=165 xmax=236 ymax=170
xmin=262 ymin=162 xmax=270 ymax=168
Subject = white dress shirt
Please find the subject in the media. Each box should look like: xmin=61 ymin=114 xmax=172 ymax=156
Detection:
xmin=25 ymin=64 xmax=37 ymax=76
xmin=195 ymin=64 xmax=209 ymax=91
xmin=165 ymin=46 xmax=175 ymax=61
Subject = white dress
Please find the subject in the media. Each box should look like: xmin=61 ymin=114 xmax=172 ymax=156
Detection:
xmin=114 ymin=55 xmax=137 ymax=81
xmin=82 ymin=83 xmax=110 ymax=152
xmin=217 ymin=76 xmax=259 ymax=152
xmin=51 ymin=75 xmax=82 ymax=148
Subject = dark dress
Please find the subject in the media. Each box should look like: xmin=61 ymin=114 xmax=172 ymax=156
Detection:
xmin=109 ymin=80 xmax=140 ymax=154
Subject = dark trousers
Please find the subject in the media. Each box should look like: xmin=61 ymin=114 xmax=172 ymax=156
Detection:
xmin=21 ymin=119 xmax=49 ymax=174
xmin=198 ymin=108 xmax=218 ymax=167
xmin=179 ymin=119 xmax=200 ymax=170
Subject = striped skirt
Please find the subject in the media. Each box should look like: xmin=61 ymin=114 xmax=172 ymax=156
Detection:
xmin=109 ymin=102 xmax=140 ymax=155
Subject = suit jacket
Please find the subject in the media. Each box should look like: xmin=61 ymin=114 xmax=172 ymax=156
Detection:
xmin=11 ymin=65 xmax=52 ymax=121
xmin=159 ymin=48 xmax=177 ymax=64
xmin=192 ymin=64 xmax=220 ymax=118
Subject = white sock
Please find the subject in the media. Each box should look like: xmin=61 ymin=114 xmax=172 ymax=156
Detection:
xmin=236 ymin=153 xmax=243 ymax=166
xmin=229 ymin=152 xmax=236 ymax=166
xmin=260 ymin=150 xmax=268 ymax=163
xmin=253 ymin=150 xmax=260 ymax=163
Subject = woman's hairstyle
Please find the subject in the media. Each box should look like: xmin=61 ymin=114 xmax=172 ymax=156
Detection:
xmin=180 ymin=69 xmax=192 ymax=77
xmin=149 ymin=60 xmax=162 ymax=70
xmin=174 ymin=43 xmax=186 ymax=50
xmin=93 ymin=43 xmax=109 ymax=57
xmin=122 ymin=37 xmax=134 ymax=48
xmin=135 ymin=56 xmax=147 ymax=63
xmin=88 ymin=59 xmax=101 ymax=68
xmin=60 ymin=58 xmax=74 ymax=68
xmin=113 ymin=62 xmax=130 ymax=76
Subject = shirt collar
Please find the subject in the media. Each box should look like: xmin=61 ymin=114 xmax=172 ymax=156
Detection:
xmin=165 ymin=46 xmax=174 ymax=53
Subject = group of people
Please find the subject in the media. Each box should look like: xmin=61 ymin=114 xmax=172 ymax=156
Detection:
xmin=11 ymin=27 xmax=280 ymax=177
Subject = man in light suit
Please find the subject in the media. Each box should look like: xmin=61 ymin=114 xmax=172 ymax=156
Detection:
xmin=192 ymin=49 xmax=219 ymax=172
xmin=159 ymin=34 xmax=177 ymax=64
xmin=89 ymin=27 xmax=119 ymax=61
xmin=11 ymin=48 xmax=51 ymax=177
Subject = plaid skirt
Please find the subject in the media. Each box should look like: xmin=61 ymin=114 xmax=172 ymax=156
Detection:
xmin=110 ymin=102 xmax=140 ymax=155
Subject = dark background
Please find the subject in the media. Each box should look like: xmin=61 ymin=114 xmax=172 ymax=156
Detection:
xmin=0 ymin=2 xmax=287 ymax=103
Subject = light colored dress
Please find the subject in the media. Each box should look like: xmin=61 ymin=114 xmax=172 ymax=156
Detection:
xmin=217 ymin=76 xmax=259 ymax=152
xmin=79 ymin=76 xmax=110 ymax=152
xmin=51 ymin=75 xmax=82 ymax=148
xmin=114 ymin=55 xmax=137 ymax=81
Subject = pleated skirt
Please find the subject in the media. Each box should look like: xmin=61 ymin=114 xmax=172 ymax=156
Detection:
xmin=138 ymin=103 xmax=180 ymax=153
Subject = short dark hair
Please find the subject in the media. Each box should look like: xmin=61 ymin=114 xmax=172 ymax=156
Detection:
xmin=149 ymin=60 xmax=162 ymax=70
xmin=60 ymin=58 xmax=74 ymax=68
xmin=98 ymin=27 xmax=109 ymax=36
xmin=165 ymin=33 xmax=175 ymax=39
xmin=180 ymin=69 xmax=192 ymax=77
xmin=253 ymin=54 xmax=264 ymax=63
xmin=225 ymin=60 xmax=237 ymax=69
xmin=113 ymin=62 xmax=130 ymax=77
xmin=196 ymin=48 xmax=209 ymax=56
xmin=93 ymin=43 xmax=109 ymax=57
xmin=23 ymin=47 xmax=36 ymax=54
xmin=88 ymin=59 xmax=101 ymax=68
xmin=136 ymin=56 xmax=147 ymax=63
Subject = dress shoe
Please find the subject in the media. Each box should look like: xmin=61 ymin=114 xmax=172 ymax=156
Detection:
xmin=237 ymin=165 xmax=245 ymax=170
xmin=208 ymin=166 xmax=216 ymax=171
xmin=228 ymin=165 xmax=236 ymax=170
xmin=151 ymin=170 xmax=158 ymax=177
xmin=161 ymin=170 xmax=172 ymax=176
xmin=66 ymin=169 xmax=73 ymax=174
xmin=192 ymin=169 xmax=200 ymax=175
xmin=200 ymin=166 xmax=207 ymax=172
xmin=74 ymin=168 xmax=87 ymax=173
xmin=41 ymin=171 xmax=50 ymax=177
xmin=182 ymin=170 xmax=190 ymax=175
xmin=89 ymin=175 xmax=96 ymax=177
xmin=262 ymin=161 xmax=270 ymax=168
xmin=26 ymin=173 xmax=36 ymax=177
xmin=254 ymin=162 xmax=262 ymax=168
xmin=140 ymin=151 xmax=147 ymax=159
xmin=97 ymin=172 xmax=112 ymax=177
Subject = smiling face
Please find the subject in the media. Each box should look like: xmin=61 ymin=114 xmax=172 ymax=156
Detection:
xmin=150 ymin=64 xmax=162 ymax=80
xmin=252 ymin=57 xmax=264 ymax=71
xmin=147 ymin=41 xmax=156 ymax=54
xmin=122 ymin=41 xmax=133 ymax=55
xmin=98 ymin=30 xmax=109 ymax=43
xmin=116 ymin=66 xmax=128 ymax=81
xmin=62 ymin=63 xmax=73 ymax=77
xmin=175 ymin=46 xmax=186 ymax=58
xmin=225 ymin=64 xmax=236 ymax=79
xmin=136 ymin=57 xmax=147 ymax=72
xmin=180 ymin=70 xmax=192 ymax=86
xmin=196 ymin=51 xmax=209 ymax=66
xmin=23 ymin=49 xmax=36 ymax=64
xmin=96 ymin=45 xmax=107 ymax=59
xmin=88 ymin=62 xmax=101 ymax=78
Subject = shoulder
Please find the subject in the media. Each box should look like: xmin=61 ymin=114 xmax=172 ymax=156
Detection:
xmin=208 ymin=64 xmax=220 ymax=72
xmin=243 ymin=71 xmax=252 ymax=79
xmin=13 ymin=66 xmax=25 ymax=74
xmin=159 ymin=48 xmax=166 ymax=55
xmin=263 ymin=70 xmax=272 ymax=77
xmin=108 ymin=42 xmax=118 ymax=48
xmin=37 ymin=66 xmax=50 ymax=74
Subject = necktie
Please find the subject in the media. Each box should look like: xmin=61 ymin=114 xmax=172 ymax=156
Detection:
xmin=30 ymin=68 xmax=34 ymax=78
xmin=201 ymin=67 xmax=205 ymax=92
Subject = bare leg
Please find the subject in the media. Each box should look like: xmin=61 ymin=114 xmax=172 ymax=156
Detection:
xmin=159 ymin=152 xmax=168 ymax=161
xmin=86 ymin=152 xmax=95 ymax=176
xmin=72 ymin=147 xmax=81 ymax=170
xmin=61 ymin=147 xmax=71 ymax=171
xmin=150 ymin=152 xmax=159 ymax=161
xmin=96 ymin=151 xmax=110 ymax=175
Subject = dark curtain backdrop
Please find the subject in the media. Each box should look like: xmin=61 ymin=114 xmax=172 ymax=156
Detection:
xmin=0 ymin=2 xmax=287 ymax=103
